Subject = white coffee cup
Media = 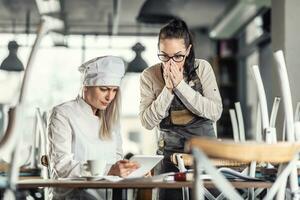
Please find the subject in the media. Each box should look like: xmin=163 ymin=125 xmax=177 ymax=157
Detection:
xmin=87 ymin=160 xmax=106 ymax=176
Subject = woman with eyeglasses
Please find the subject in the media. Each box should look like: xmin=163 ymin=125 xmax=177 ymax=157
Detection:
xmin=139 ymin=19 xmax=223 ymax=200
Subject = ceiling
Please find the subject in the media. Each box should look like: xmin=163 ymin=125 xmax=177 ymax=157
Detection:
xmin=0 ymin=0 xmax=235 ymax=36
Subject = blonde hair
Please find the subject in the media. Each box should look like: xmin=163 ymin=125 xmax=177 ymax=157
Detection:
xmin=96 ymin=89 xmax=121 ymax=139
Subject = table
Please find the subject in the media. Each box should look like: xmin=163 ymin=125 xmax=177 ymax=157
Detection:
xmin=17 ymin=178 xmax=272 ymax=189
xmin=16 ymin=178 xmax=274 ymax=200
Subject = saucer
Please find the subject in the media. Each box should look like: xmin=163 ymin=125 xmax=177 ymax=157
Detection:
xmin=81 ymin=175 xmax=104 ymax=181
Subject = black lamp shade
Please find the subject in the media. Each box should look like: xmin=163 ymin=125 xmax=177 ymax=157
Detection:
xmin=0 ymin=41 xmax=24 ymax=72
xmin=0 ymin=54 xmax=24 ymax=72
xmin=127 ymin=56 xmax=148 ymax=73
xmin=127 ymin=42 xmax=148 ymax=73
xmin=137 ymin=0 xmax=183 ymax=24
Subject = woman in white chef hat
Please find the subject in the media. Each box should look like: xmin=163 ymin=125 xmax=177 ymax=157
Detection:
xmin=47 ymin=56 xmax=139 ymax=200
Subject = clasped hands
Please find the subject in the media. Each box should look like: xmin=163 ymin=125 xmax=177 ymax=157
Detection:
xmin=163 ymin=62 xmax=184 ymax=92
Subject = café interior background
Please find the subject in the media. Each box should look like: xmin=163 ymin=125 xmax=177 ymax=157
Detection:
xmin=0 ymin=0 xmax=299 ymax=163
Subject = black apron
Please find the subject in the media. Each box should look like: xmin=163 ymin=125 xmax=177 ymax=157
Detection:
xmin=156 ymin=65 xmax=216 ymax=200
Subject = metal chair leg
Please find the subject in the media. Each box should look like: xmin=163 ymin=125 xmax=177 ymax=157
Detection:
xmin=192 ymin=148 xmax=243 ymax=200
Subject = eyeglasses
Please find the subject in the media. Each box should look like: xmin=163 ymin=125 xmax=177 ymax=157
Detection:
xmin=157 ymin=52 xmax=187 ymax=63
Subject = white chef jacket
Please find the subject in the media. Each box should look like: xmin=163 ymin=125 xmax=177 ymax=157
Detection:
xmin=47 ymin=96 xmax=123 ymax=199
xmin=48 ymin=96 xmax=123 ymax=178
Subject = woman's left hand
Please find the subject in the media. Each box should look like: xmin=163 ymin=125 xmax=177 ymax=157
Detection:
xmin=108 ymin=160 xmax=139 ymax=177
xmin=170 ymin=63 xmax=184 ymax=87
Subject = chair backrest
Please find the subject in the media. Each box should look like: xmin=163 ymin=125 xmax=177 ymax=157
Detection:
xmin=255 ymin=103 xmax=262 ymax=141
xmin=270 ymin=97 xmax=281 ymax=128
xmin=229 ymin=109 xmax=239 ymax=142
xmin=253 ymin=96 xmax=280 ymax=142
xmin=250 ymin=65 xmax=276 ymax=144
xmin=234 ymin=102 xmax=245 ymax=142
xmin=274 ymin=51 xmax=295 ymax=142
xmin=213 ymin=122 xmax=217 ymax=138
xmin=0 ymin=18 xmax=63 ymax=199
xmin=170 ymin=152 xmax=249 ymax=168
xmin=273 ymin=50 xmax=299 ymax=194
xmin=295 ymin=102 xmax=300 ymax=122
xmin=36 ymin=108 xmax=49 ymax=180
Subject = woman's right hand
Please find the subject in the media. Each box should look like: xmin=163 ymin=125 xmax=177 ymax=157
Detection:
xmin=163 ymin=64 xmax=174 ymax=92
xmin=108 ymin=160 xmax=139 ymax=177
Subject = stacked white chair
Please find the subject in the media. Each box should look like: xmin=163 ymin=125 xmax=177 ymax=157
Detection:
xmin=188 ymin=50 xmax=300 ymax=200
xmin=273 ymin=50 xmax=299 ymax=199
xmin=0 ymin=16 xmax=63 ymax=200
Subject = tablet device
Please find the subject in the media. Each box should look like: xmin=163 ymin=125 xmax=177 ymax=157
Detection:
xmin=127 ymin=155 xmax=164 ymax=178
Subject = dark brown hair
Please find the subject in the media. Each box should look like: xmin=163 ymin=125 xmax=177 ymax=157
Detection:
xmin=158 ymin=19 xmax=196 ymax=81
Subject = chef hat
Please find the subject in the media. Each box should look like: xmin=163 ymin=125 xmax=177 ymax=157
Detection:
xmin=79 ymin=56 xmax=125 ymax=87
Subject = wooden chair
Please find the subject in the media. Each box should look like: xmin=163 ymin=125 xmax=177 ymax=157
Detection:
xmin=186 ymin=137 xmax=300 ymax=200
xmin=170 ymin=152 xmax=250 ymax=200
xmin=0 ymin=18 xmax=64 ymax=200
